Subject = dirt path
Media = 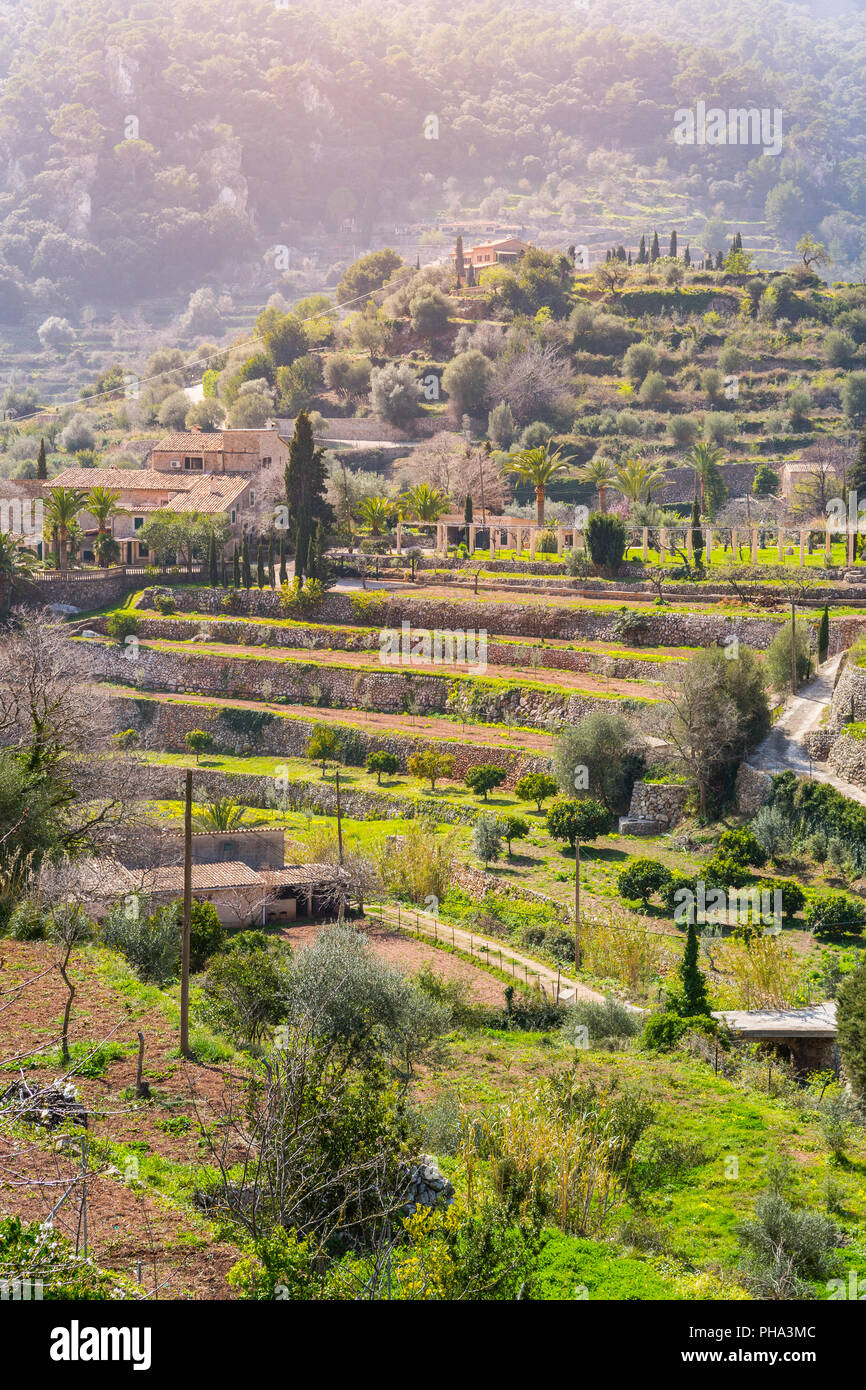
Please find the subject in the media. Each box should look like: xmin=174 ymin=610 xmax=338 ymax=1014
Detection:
xmin=748 ymin=654 xmax=866 ymax=805
xmin=367 ymin=902 xmax=610 ymax=1006
xmin=136 ymin=637 xmax=663 ymax=701
xmin=107 ymin=685 xmax=554 ymax=753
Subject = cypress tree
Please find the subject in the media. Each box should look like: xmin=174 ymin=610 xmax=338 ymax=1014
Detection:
xmin=715 ymin=250 xmax=724 ymax=270
xmin=466 ymin=262 xmax=476 ymax=287
xmin=256 ymin=536 xmax=265 ymax=589
xmin=679 ymin=918 xmax=710 ymax=1016
xmin=284 ymin=410 xmax=331 ymax=585
xmin=455 ymin=234 xmax=465 ymax=285
xmin=267 ymin=534 xmax=275 ymax=588
xmin=241 ymin=531 xmax=251 ymax=589
xmin=279 ymin=534 xmax=288 ymax=586
xmin=683 ymin=244 xmax=691 ymax=267
xmin=463 ymin=490 xmax=473 ymax=545
xmin=650 ymin=231 xmax=660 ymax=262
xmin=233 ymin=542 xmax=240 ymax=588
xmin=208 ymin=530 xmax=218 ymax=587
xmin=307 ymin=519 xmax=330 ymax=588
xmin=669 ymin=230 xmax=678 ymax=259
xmin=221 ymin=557 xmax=228 ymax=588
xmin=638 ymin=235 xmax=647 ymax=264
xmin=818 ymin=604 xmax=830 ymax=664
xmin=36 ymin=437 xmax=47 ymax=480
xmin=850 ymin=423 xmax=866 ymax=501
xmin=627 ymin=250 xmax=632 ymax=266
xmin=691 ymin=486 xmax=704 ymax=569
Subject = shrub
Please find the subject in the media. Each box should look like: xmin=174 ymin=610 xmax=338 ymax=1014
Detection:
xmin=472 ymin=814 xmax=503 ymax=866
xmin=756 ymin=877 xmax=805 ymax=917
xmin=616 ymin=859 xmax=672 ymax=908
xmin=765 ymin=620 xmax=811 ymax=693
xmin=703 ymin=854 xmax=754 ymax=889
xmin=101 ymin=901 xmax=180 ymax=985
xmin=805 ymin=891 xmax=866 ymax=940
xmin=564 ymin=996 xmax=641 ymax=1043
xmin=203 ymin=942 xmax=290 ymax=1047
xmin=752 ymin=804 xmax=794 ymax=861
xmin=187 ymin=899 xmax=226 ymax=971
xmin=407 ymin=748 xmax=455 ymax=790
xmin=716 ymin=827 xmax=767 ymax=869
xmin=497 ymin=814 xmax=529 ymax=856
xmin=737 ymin=1193 xmax=840 ymax=1297
xmin=837 ymin=958 xmax=866 ymax=1096
xmin=641 ymin=1012 xmax=716 ymax=1052
xmin=106 ymin=612 xmax=139 ymax=644
xmin=662 ymin=872 xmax=697 ymax=917
xmin=7 ymin=899 xmax=48 ymax=940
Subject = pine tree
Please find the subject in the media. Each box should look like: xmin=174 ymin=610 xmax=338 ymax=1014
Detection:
xmin=650 ymin=231 xmax=660 ymax=261
xmin=669 ymin=230 xmax=678 ymax=259
xmin=36 ymin=437 xmax=47 ymax=480
xmin=818 ymin=604 xmax=830 ymax=664
xmin=679 ymin=918 xmax=710 ymax=1016
xmin=267 ymin=534 xmax=275 ymax=588
xmin=233 ymin=542 xmax=240 ymax=588
xmin=690 ymin=486 xmax=704 ymax=569
xmin=279 ymin=534 xmax=288 ymax=586
xmin=208 ymin=530 xmax=218 ymax=587
xmin=241 ymin=531 xmax=251 ymax=589
xmin=256 ymin=537 xmax=265 ymax=589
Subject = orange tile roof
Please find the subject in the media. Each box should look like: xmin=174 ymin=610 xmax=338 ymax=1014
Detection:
xmin=161 ymin=474 xmax=250 ymax=514
xmin=47 ymin=468 xmax=195 ymax=491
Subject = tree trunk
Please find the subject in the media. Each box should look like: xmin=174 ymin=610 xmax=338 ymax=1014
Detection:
xmin=59 ymin=527 xmax=68 ymax=572
xmin=535 ymin=487 xmax=545 ymax=527
xmin=599 ymin=486 xmax=608 ymax=514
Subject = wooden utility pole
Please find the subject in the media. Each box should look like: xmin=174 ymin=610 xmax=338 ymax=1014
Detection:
xmin=180 ymin=769 xmax=192 ymax=1059
xmin=335 ymin=766 xmax=344 ymax=865
xmin=574 ymin=840 xmax=581 ymax=971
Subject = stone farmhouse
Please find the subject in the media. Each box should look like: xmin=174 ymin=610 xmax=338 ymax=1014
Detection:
xmin=44 ymin=427 xmax=288 ymax=565
xmin=450 ymin=236 xmax=531 ymax=271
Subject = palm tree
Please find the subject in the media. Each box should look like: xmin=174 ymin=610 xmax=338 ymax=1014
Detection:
xmin=505 ymin=444 xmax=571 ymax=526
xmin=193 ymin=797 xmax=247 ymax=831
xmin=356 ymin=495 xmax=396 ymax=537
xmin=0 ymin=530 xmax=38 ymax=618
xmin=399 ymin=483 xmax=450 ymax=522
xmin=684 ymin=441 xmax=725 ymax=513
xmin=44 ymin=487 xmax=88 ymax=571
xmin=577 ymin=456 xmax=618 ymax=513
xmin=613 ymin=458 xmax=668 ymax=505
xmin=86 ymin=485 xmax=126 ymax=567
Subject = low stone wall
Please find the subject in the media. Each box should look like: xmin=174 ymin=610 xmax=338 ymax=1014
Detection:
xmin=155 ymin=585 xmax=788 ymax=650
xmin=125 ymin=762 xmax=478 ymax=826
xmin=83 ymin=640 xmax=668 ymax=734
xmin=828 ymin=656 xmax=866 ymax=730
xmin=110 ymin=693 xmax=552 ymax=785
xmin=827 ymin=729 xmax=866 ymax=789
xmin=623 ymin=779 xmax=689 ymax=830
xmin=806 ymin=729 xmax=834 ymax=761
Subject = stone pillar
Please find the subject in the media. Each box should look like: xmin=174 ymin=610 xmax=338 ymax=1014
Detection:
xmin=751 ymin=527 xmax=758 ymax=565
xmin=642 ymin=527 xmax=649 ymax=562
xmin=825 ymin=523 xmax=831 ymax=557
xmin=799 ymin=529 xmax=807 ymax=568
xmin=849 ymin=523 xmax=856 ymax=565
xmin=396 ymin=520 xmax=403 ymax=556
xmin=659 ymin=527 xmax=667 ymax=563
xmin=731 ymin=528 xmax=738 ymax=561
xmin=705 ymin=528 xmax=713 ymax=566
xmin=469 ymin=524 xmax=476 ymax=555
xmin=529 ymin=526 xmax=537 ymax=559
xmin=686 ymin=527 xmax=693 ymax=563
xmin=778 ymin=528 xmax=785 ymax=564
xmin=557 ymin=526 xmax=565 ymax=556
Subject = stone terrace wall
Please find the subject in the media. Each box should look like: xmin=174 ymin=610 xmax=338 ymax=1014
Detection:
xmin=84 ymin=641 xmax=669 ymax=734
xmin=828 ymin=729 xmax=866 ymax=789
xmin=88 ymin=613 xmax=684 ymax=683
xmin=627 ymin=780 xmax=690 ymax=827
xmin=110 ymin=694 xmax=552 ymax=785
xmin=155 ymin=586 xmax=787 ymax=649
